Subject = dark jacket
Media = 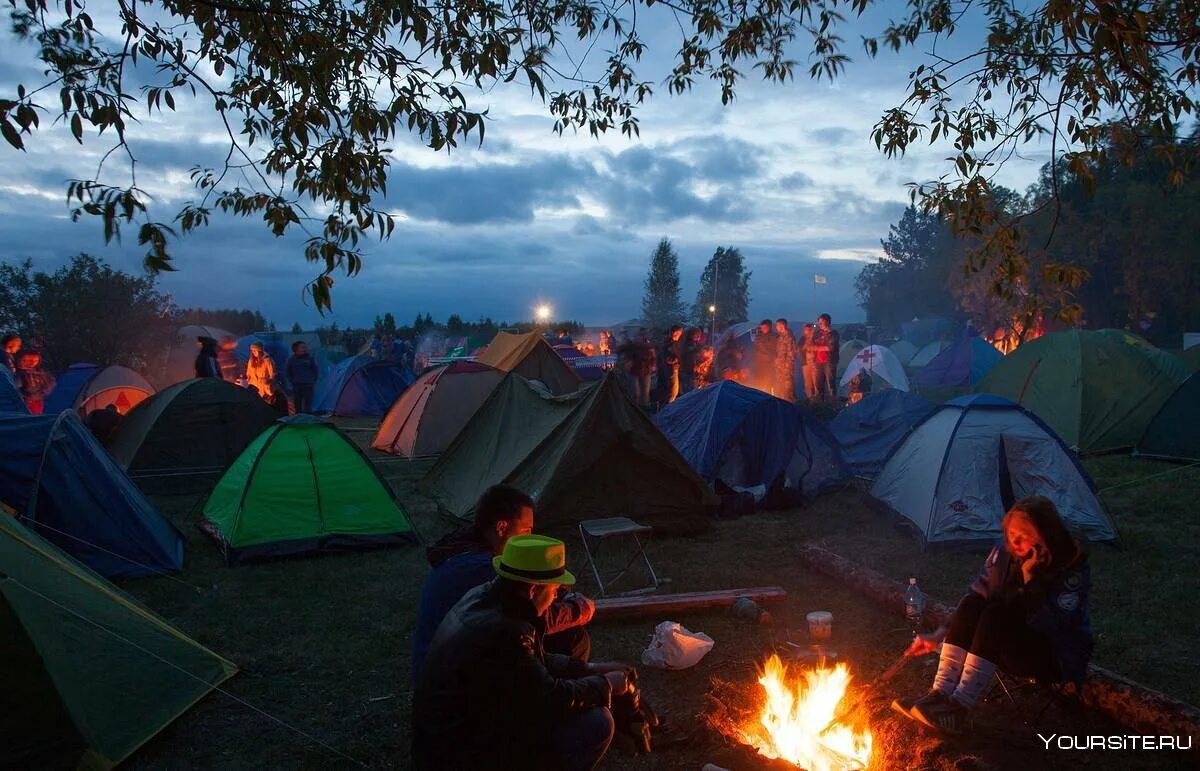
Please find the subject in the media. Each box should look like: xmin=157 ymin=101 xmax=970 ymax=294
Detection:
xmin=411 ymin=527 xmax=594 ymax=683
xmin=194 ymin=337 xmax=222 ymax=379
xmin=412 ymin=579 xmax=611 ymax=770
xmin=1 ymin=350 xmax=15 ymax=372
xmin=967 ymin=542 xmax=1094 ymax=685
xmin=285 ymin=353 xmax=319 ymax=386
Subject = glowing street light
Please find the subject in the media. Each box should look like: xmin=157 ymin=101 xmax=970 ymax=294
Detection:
xmin=708 ymin=304 xmax=717 ymax=314
xmin=535 ymin=304 xmax=552 ymax=322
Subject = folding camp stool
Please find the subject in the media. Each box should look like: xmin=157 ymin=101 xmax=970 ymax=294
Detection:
xmin=577 ymin=517 xmax=662 ymax=597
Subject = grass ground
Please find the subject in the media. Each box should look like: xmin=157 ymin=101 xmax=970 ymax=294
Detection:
xmin=119 ymin=423 xmax=1200 ymax=770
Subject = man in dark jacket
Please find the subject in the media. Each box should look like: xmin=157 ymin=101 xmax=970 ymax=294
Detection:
xmin=413 ymin=534 xmax=628 ymax=771
xmin=411 ymin=485 xmax=594 ymax=683
xmin=285 ymin=341 xmax=319 ymax=413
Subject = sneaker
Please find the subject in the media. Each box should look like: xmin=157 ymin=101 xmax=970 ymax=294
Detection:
xmin=910 ymin=693 xmax=967 ymax=734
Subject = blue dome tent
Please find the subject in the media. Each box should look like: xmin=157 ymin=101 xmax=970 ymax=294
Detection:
xmin=313 ymin=355 xmax=415 ymax=417
xmin=870 ymin=394 xmax=1118 ymax=546
xmin=915 ymin=334 xmax=1003 ymax=387
xmin=653 ymin=381 xmax=850 ymax=498
xmin=0 ymin=412 xmax=184 ymax=577
xmin=829 ymin=390 xmax=936 ymax=478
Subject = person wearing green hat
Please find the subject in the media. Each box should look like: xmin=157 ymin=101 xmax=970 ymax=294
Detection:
xmin=412 ymin=533 xmax=632 ymax=770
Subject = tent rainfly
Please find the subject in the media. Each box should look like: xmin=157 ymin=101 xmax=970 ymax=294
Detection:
xmin=914 ymin=335 xmax=1003 ymax=388
xmin=475 ymin=331 xmax=581 ymax=395
xmin=871 ymin=394 xmax=1119 ymax=546
xmin=0 ymin=412 xmax=184 ymax=578
xmin=0 ymin=515 xmax=235 ymax=769
xmin=889 ymin=339 xmax=920 ymax=366
xmin=653 ymin=380 xmax=850 ymax=497
xmin=0 ymin=367 xmax=27 ymax=413
xmin=371 ymin=361 xmax=504 ymax=458
xmin=312 ymin=355 xmax=415 ymax=417
xmin=975 ymin=329 xmax=1189 ymax=453
xmin=1136 ymin=373 xmax=1200 ymax=462
xmin=829 ymin=389 xmax=936 ymax=478
xmin=109 ymin=378 xmax=280 ymax=479
xmin=907 ymin=339 xmax=950 ymax=368
xmin=202 ymin=415 xmax=417 ymax=563
xmin=43 ymin=363 xmax=155 ymax=416
xmin=424 ymin=372 xmax=717 ymax=532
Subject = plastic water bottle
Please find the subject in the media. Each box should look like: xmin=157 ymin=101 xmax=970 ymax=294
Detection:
xmin=904 ymin=577 xmax=925 ymax=635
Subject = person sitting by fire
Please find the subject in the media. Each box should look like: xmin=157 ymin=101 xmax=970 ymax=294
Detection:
xmin=893 ymin=496 xmax=1093 ymax=734
xmin=412 ymin=533 xmax=632 ymax=771
xmin=410 ymin=485 xmax=594 ymax=684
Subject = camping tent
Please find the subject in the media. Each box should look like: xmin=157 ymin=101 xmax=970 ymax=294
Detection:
xmin=0 ymin=412 xmax=184 ymax=577
xmin=975 ymin=329 xmax=1189 ymax=453
xmin=838 ymin=344 xmax=910 ymax=393
xmin=424 ymin=373 xmax=717 ymax=531
xmin=871 ymin=395 xmax=1118 ymax=546
xmin=0 ymin=515 xmax=235 ymax=769
xmin=43 ymin=363 xmax=155 ymax=416
xmin=0 ymin=367 xmax=27 ymax=413
xmin=313 ymin=355 xmax=415 ymax=416
xmin=1136 ymin=374 xmax=1200 ymax=462
xmin=160 ymin=324 xmax=236 ymax=387
xmin=109 ymin=378 xmax=280 ymax=481
xmin=908 ymin=339 xmax=949 ymax=368
xmin=653 ymin=380 xmax=849 ymax=496
xmin=836 ymin=339 xmax=868 ymax=377
xmin=371 ymin=361 xmax=504 ymax=458
xmin=914 ymin=335 xmax=1003 ymax=388
xmin=475 ymin=331 xmax=581 ymax=395
xmin=201 ymin=416 xmax=417 ymax=562
xmin=829 ymin=390 xmax=936 ymax=478
xmin=1178 ymin=345 xmax=1200 ymax=372
xmin=889 ymin=339 xmax=920 ymax=366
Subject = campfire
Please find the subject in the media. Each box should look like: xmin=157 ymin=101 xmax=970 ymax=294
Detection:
xmin=731 ymin=654 xmax=873 ymax=770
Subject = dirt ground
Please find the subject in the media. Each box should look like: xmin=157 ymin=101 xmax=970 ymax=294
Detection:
xmin=119 ymin=429 xmax=1197 ymax=770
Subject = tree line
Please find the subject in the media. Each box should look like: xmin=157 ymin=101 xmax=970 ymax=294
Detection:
xmin=855 ymin=125 xmax=1200 ymax=347
xmin=641 ymin=239 xmax=752 ymax=333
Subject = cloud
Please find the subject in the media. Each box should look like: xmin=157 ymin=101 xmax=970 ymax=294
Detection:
xmin=809 ymin=126 xmax=856 ymax=146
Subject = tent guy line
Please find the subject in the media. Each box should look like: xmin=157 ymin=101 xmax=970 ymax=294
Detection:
xmin=1097 ymin=459 xmax=1200 ymax=495
xmin=0 ymin=573 xmax=370 ymax=769
xmin=19 ymin=518 xmax=205 ymax=593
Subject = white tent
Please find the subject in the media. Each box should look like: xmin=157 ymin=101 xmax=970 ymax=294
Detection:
xmin=870 ymin=394 xmax=1118 ymax=546
xmin=838 ymin=344 xmax=910 ymax=392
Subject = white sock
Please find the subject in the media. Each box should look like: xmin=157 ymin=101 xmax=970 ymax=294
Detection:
xmin=951 ymin=653 xmax=997 ymax=708
xmin=931 ymin=644 xmax=968 ymax=696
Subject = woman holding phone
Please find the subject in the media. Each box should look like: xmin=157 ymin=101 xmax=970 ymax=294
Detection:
xmin=893 ymin=496 xmax=1094 ymax=734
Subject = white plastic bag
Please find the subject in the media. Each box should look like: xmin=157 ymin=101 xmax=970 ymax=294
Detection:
xmin=640 ymin=621 xmax=714 ymax=669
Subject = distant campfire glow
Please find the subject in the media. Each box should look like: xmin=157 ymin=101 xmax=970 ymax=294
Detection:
xmin=735 ymin=654 xmax=873 ymax=770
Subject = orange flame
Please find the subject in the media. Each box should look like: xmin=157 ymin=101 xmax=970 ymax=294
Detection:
xmin=739 ymin=654 xmax=873 ymax=770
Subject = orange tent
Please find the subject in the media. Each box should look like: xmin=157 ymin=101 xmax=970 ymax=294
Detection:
xmin=371 ymin=362 xmax=504 ymax=458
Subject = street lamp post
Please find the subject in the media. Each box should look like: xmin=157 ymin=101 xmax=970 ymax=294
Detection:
xmin=708 ymin=304 xmax=717 ymax=344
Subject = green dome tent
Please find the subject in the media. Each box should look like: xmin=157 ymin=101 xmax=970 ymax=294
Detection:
xmin=0 ymin=515 xmax=235 ymax=769
xmin=975 ymin=329 xmax=1189 ymax=453
xmin=1136 ymin=373 xmax=1200 ymax=462
xmin=201 ymin=415 xmax=416 ymax=563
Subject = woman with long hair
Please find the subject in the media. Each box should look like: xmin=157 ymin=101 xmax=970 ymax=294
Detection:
xmin=893 ymin=496 xmax=1094 ymax=734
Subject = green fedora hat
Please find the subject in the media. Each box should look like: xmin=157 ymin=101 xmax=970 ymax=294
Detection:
xmin=493 ymin=534 xmax=576 ymax=585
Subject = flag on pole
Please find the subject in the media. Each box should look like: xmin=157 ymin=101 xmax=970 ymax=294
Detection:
xmin=814 ymin=274 xmax=828 ymax=285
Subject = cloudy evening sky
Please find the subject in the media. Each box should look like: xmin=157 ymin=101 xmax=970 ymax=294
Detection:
xmin=0 ymin=4 xmax=1053 ymax=329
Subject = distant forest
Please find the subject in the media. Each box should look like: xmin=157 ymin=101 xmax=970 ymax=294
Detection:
xmin=856 ymin=124 xmax=1200 ymax=346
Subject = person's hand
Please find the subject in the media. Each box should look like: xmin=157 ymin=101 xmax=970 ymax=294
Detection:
xmin=604 ymin=670 xmax=631 ymax=695
xmin=1021 ymin=545 xmax=1045 ymax=583
xmin=905 ymin=628 xmax=946 ymax=657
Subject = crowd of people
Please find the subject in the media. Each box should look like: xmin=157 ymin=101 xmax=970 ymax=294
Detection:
xmin=604 ymin=313 xmax=847 ymax=409
xmin=194 ymin=335 xmax=319 ymax=414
